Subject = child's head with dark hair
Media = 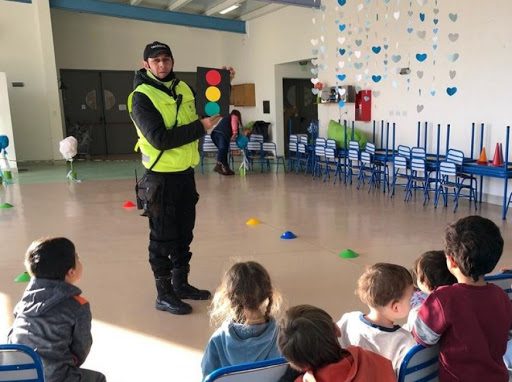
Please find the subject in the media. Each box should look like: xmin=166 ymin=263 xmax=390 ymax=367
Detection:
xmin=278 ymin=304 xmax=347 ymax=372
xmin=357 ymin=263 xmax=414 ymax=308
xmin=445 ymin=215 xmax=503 ymax=282
xmin=412 ymin=250 xmax=457 ymax=293
xmin=25 ymin=237 xmax=79 ymax=282
xmin=209 ymin=261 xmax=281 ymax=326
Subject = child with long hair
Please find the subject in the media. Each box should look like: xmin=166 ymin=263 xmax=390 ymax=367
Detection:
xmin=201 ymin=261 xmax=282 ymax=378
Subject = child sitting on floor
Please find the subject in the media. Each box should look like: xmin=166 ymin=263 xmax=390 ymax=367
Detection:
xmin=278 ymin=304 xmax=396 ymax=382
xmin=8 ymin=237 xmax=106 ymax=382
xmin=337 ymin=262 xmax=416 ymax=371
xmin=413 ymin=215 xmax=512 ymax=381
xmin=201 ymin=261 xmax=282 ymax=378
xmin=404 ymin=250 xmax=457 ymax=331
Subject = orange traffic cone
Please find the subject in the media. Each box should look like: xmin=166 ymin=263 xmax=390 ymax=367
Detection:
xmin=476 ymin=147 xmax=488 ymax=165
xmin=492 ymin=143 xmax=504 ymax=166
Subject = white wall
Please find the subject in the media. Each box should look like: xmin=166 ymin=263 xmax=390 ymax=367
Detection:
xmin=51 ymin=9 xmax=227 ymax=72
xmin=0 ymin=0 xmax=62 ymax=162
xmin=0 ymin=73 xmax=17 ymax=168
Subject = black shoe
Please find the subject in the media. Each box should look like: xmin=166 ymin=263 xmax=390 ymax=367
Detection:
xmin=174 ymin=284 xmax=212 ymax=300
xmin=155 ymin=276 xmax=192 ymax=315
xmin=172 ymin=265 xmax=212 ymax=300
xmin=215 ymin=163 xmax=234 ymax=176
xmin=155 ymin=294 xmax=192 ymax=315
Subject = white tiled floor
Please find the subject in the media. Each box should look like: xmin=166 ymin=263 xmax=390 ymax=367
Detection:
xmin=1 ymin=171 xmax=510 ymax=381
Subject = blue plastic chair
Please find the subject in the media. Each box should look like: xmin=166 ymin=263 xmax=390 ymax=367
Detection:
xmin=397 ymin=344 xmax=439 ymax=382
xmin=485 ymin=272 xmax=512 ymax=300
xmin=0 ymin=343 xmax=45 ymax=381
xmin=201 ymin=135 xmax=219 ymax=174
xmin=203 ymin=357 xmax=288 ymax=382
xmin=262 ymin=142 xmax=286 ymax=173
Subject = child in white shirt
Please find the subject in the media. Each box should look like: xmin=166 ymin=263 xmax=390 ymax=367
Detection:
xmin=337 ymin=263 xmax=416 ymax=371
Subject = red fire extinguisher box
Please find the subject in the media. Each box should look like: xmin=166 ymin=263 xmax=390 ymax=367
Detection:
xmin=355 ymin=90 xmax=372 ymax=122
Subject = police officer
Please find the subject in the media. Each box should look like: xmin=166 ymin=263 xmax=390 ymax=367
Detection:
xmin=128 ymin=41 xmax=222 ymax=315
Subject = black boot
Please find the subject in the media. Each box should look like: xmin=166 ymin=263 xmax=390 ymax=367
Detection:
xmin=172 ymin=265 xmax=212 ymax=300
xmin=155 ymin=276 xmax=192 ymax=315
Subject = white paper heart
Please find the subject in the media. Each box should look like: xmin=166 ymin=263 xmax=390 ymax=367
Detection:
xmin=449 ymin=70 xmax=456 ymax=79
xmin=312 ymin=17 xmax=316 ymax=24
xmin=357 ymin=3 xmax=364 ymax=11
xmin=338 ymin=61 xmax=345 ymax=68
xmin=311 ymin=68 xmax=318 ymax=75
xmin=448 ymin=53 xmax=460 ymax=62
xmin=433 ymin=35 xmax=439 ymax=42
xmin=311 ymin=39 xmax=319 ymax=46
xmin=318 ymin=63 xmax=327 ymax=70
xmin=417 ymin=104 xmax=424 ymax=113
xmin=364 ymin=68 xmax=369 ymax=74
xmin=393 ymin=11 xmax=400 ymax=20
xmin=338 ymin=88 xmax=347 ymax=96
xmin=392 ymin=80 xmax=398 ymax=88
xmin=311 ymin=59 xmax=319 ymax=66
xmin=319 ymin=46 xmax=326 ymax=54
xmin=355 ymin=51 xmax=362 ymax=58
xmin=311 ymin=78 xmax=319 ymax=85
xmin=356 ymin=74 xmax=363 ymax=81
xmin=320 ymin=35 xmax=325 ymax=43
xmin=312 ymin=88 xmax=319 ymax=95
xmin=338 ymin=37 xmax=346 ymax=45
xmin=448 ymin=33 xmax=459 ymax=42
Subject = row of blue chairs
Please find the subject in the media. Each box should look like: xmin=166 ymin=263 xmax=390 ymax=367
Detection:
xmin=200 ymin=134 xmax=286 ymax=174
xmin=289 ymin=134 xmax=479 ymax=213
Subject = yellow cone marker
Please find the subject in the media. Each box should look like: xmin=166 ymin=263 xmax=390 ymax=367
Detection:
xmin=246 ymin=218 xmax=261 ymax=226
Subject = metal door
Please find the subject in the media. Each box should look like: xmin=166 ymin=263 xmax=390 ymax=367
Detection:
xmin=101 ymin=71 xmax=138 ymax=155
xmin=60 ymin=70 xmax=106 ymax=156
xmin=282 ymin=78 xmax=318 ymax=157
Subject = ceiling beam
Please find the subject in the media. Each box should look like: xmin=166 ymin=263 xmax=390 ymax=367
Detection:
xmin=167 ymin=0 xmax=194 ymax=11
xmin=205 ymin=0 xmax=241 ymax=16
xmin=239 ymin=3 xmax=285 ymax=21
xmin=266 ymin=0 xmax=320 ymax=8
xmin=49 ymin=0 xmax=246 ymax=34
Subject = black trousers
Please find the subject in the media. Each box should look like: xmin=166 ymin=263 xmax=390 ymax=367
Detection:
xmin=147 ymin=169 xmax=199 ymax=277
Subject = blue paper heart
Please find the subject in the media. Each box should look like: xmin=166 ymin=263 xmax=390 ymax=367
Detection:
xmin=407 ymin=27 xmax=414 ymax=33
xmin=339 ymin=24 xmax=346 ymax=32
xmin=430 ymin=90 xmax=436 ymax=96
xmin=338 ymin=100 xmax=346 ymax=108
xmin=337 ymin=74 xmax=347 ymax=81
xmin=391 ymin=54 xmax=401 ymax=63
xmin=416 ymin=53 xmax=428 ymax=62
xmin=354 ymin=63 xmax=363 ymax=69
xmin=433 ymin=28 xmax=439 ymax=34
xmin=433 ymin=44 xmax=438 ymax=50
xmin=433 ymin=18 xmax=439 ymax=25
xmin=384 ymin=60 xmax=388 ymax=65
xmin=383 ymin=44 xmax=389 ymax=50
xmin=372 ymin=46 xmax=381 ymax=54
xmin=338 ymin=0 xmax=347 ymax=5
xmin=446 ymin=87 xmax=457 ymax=96
xmin=372 ymin=75 xmax=382 ymax=83
xmin=339 ymin=48 xmax=346 ymax=56
xmin=420 ymin=13 xmax=425 ymax=22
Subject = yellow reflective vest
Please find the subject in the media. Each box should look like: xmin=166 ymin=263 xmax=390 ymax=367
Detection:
xmin=128 ymin=80 xmax=200 ymax=172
